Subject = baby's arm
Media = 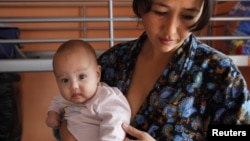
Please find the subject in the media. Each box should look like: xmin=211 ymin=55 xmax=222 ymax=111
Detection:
xmin=46 ymin=111 xmax=61 ymax=129
xmin=46 ymin=95 xmax=65 ymax=129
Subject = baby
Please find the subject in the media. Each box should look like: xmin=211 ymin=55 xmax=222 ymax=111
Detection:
xmin=46 ymin=39 xmax=131 ymax=141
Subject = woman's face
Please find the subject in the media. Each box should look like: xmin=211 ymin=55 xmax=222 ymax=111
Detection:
xmin=142 ymin=0 xmax=204 ymax=53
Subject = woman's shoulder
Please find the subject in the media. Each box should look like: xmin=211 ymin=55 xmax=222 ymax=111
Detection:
xmin=195 ymin=38 xmax=231 ymax=60
xmin=98 ymin=32 xmax=145 ymax=62
xmin=190 ymin=36 xmax=236 ymax=69
xmin=97 ymin=39 xmax=139 ymax=68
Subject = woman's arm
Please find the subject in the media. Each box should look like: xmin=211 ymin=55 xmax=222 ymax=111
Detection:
xmin=59 ymin=120 xmax=76 ymax=141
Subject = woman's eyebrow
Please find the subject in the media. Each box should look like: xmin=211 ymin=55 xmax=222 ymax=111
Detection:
xmin=153 ymin=2 xmax=170 ymax=8
xmin=154 ymin=2 xmax=200 ymax=13
xmin=183 ymin=7 xmax=200 ymax=13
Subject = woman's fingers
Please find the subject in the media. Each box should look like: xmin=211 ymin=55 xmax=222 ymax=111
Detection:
xmin=122 ymin=122 xmax=156 ymax=141
xmin=122 ymin=122 xmax=142 ymax=139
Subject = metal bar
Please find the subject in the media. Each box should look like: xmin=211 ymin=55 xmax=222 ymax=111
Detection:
xmin=0 ymin=38 xmax=137 ymax=44
xmin=210 ymin=17 xmax=250 ymax=21
xmin=109 ymin=0 xmax=114 ymax=47
xmin=0 ymin=2 xmax=132 ymax=8
xmin=1 ymin=36 xmax=250 ymax=44
xmin=1 ymin=55 xmax=248 ymax=72
xmin=1 ymin=17 xmax=250 ymax=23
xmin=0 ymin=17 xmax=138 ymax=23
xmin=0 ymin=0 xmax=245 ymax=2
xmin=0 ymin=0 xmax=132 ymax=2
xmin=16 ymin=27 xmax=143 ymax=31
xmin=216 ymin=0 xmax=248 ymax=1
xmin=196 ymin=36 xmax=250 ymax=40
xmin=0 ymin=50 xmax=105 ymax=72
xmin=0 ymin=59 xmax=53 ymax=72
xmin=22 ymin=50 xmax=105 ymax=58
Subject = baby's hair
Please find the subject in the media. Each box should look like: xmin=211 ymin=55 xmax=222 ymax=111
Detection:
xmin=56 ymin=39 xmax=96 ymax=57
xmin=53 ymin=39 xmax=98 ymax=68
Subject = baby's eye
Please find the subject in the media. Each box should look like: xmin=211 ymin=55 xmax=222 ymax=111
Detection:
xmin=79 ymin=74 xmax=86 ymax=80
xmin=61 ymin=78 xmax=69 ymax=83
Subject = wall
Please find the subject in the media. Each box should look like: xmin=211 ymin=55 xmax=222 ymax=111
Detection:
xmin=0 ymin=1 xmax=249 ymax=141
xmin=20 ymin=72 xmax=57 ymax=141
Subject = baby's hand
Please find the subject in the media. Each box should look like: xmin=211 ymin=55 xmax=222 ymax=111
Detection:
xmin=46 ymin=111 xmax=61 ymax=129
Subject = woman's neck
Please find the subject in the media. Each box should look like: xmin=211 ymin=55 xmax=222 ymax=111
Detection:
xmin=141 ymin=39 xmax=176 ymax=64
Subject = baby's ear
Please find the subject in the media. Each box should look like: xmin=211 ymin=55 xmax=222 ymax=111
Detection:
xmin=97 ymin=65 xmax=102 ymax=81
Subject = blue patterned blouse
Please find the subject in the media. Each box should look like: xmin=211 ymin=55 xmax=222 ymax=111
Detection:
xmin=98 ymin=32 xmax=250 ymax=141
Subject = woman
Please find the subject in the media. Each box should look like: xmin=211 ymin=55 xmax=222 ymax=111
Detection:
xmin=60 ymin=0 xmax=250 ymax=140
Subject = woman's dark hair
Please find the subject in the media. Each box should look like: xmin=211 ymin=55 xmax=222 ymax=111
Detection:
xmin=132 ymin=0 xmax=216 ymax=31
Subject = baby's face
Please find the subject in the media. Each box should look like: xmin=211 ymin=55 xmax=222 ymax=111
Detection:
xmin=53 ymin=48 xmax=101 ymax=104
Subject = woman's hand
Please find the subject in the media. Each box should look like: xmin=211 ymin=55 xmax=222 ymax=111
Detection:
xmin=122 ymin=123 xmax=156 ymax=141
xmin=59 ymin=120 xmax=77 ymax=141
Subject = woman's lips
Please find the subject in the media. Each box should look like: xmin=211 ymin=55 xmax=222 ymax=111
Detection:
xmin=159 ymin=38 xmax=174 ymax=45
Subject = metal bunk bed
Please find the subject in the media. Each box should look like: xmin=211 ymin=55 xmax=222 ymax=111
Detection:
xmin=0 ymin=0 xmax=249 ymax=72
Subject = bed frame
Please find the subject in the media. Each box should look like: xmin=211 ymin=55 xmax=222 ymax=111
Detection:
xmin=0 ymin=0 xmax=249 ymax=72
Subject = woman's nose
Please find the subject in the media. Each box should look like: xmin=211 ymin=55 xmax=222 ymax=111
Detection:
xmin=163 ymin=14 xmax=179 ymax=35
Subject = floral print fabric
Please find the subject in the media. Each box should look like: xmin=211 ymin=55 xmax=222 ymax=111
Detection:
xmin=98 ymin=32 xmax=250 ymax=141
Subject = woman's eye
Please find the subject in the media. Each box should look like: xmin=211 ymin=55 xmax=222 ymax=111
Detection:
xmin=79 ymin=74 xmax=86 ymax=80
xmin=153 ymin=10 xmax=167 ymax=16
xmin=61 ymin=78 xmax=69 ymax=83
xmin=182 ymin=15 xmax=195 ymax=20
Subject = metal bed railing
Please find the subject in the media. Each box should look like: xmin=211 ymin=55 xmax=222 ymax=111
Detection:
xmin=0 ymin=0 xmax=249 ymax=72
